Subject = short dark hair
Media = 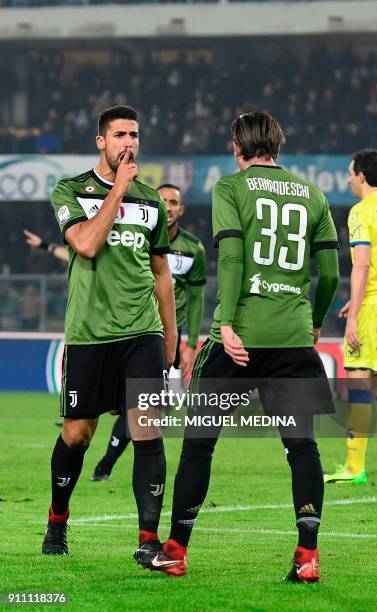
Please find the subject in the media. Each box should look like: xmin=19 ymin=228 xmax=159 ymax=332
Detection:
xmin=231 ymin=111 xmax=285 ymax=161
xmin=157 ymin=183 xmax=182 ymax=194
xmin=98 ymin=105 xmax=138 ymax=136
xmin=352 ymin=149 xmax=377 ymax=187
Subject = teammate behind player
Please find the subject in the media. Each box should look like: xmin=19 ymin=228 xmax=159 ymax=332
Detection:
xmin=41 ymin=105 xmax=177 ymax=565
xmin=141 ymin=111 xmax=339 ymax=580
xmin=91 ymin=184 xmax=207 ymax=481
xmin=324 ymin=149 xmax=377 ymax=484
xmin=162 ymin=183 xmax=207 ymax=376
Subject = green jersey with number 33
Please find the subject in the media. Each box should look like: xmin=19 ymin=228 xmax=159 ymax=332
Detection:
xmin=210 ymin=164 xmax=338 ymax=348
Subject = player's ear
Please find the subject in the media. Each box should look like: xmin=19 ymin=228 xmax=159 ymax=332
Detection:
xmin=96 ymin=135 xmax=105 ymax=151
xmin=179 ymin=204 xmax=185 ymax=218
xmin=359 ymin=171 xmax=366 ymax=184
xmin=233 ymin=141 xmax=241 ymax=159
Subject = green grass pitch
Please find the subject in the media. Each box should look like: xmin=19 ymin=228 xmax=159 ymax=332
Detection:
xmin=0 ymin=392 xmax=376 ymax=611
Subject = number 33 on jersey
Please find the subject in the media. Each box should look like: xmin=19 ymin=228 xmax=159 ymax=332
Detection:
xmin=211 ymin=165 xmax=338 ymax=348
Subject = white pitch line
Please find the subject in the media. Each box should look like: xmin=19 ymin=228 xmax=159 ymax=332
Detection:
xmin=71 ymin=523 xmax=377 ymax=540
xmin=71 ymin=496 xmax=377 ymax=525
xmin=15 ymin=444 xmax=50 ymax=449
xmin=194 ymin=527 xmax=377 ymax=539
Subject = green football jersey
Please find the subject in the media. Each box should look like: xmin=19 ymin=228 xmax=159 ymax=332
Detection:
xmin=210 ymin=164 xmax=338 ymax=348
xmin=51 ymin=169 xmax=170 ymax=344
xmin=167 ymin=228 xmax=207 ymax=329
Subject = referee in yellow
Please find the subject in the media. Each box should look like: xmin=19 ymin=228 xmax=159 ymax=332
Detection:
xmin=325 ymin=149 xmax=377 ymax=484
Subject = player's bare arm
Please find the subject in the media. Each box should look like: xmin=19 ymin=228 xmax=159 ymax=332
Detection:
xmin=346 ymin=244 xmax=370 ymax=350
xmin=53 ymin=246 xmax=69 ymax=262
xmin=24 ymin=228 xmax=69 ymax=262
xmin=24 ymin=228 xmax=43 ymax=248
xmin=151 ymin=254 xmax=177 ymax=368
xmin=65 ymin=149 xmax=137 ymax=258
xmin=339 ymin=300 xmax=350 ymax=318
xmin=181 ymin=283 xmax=205 ymax=376
xmin=180 ymin=346 xmax=196 ymax=377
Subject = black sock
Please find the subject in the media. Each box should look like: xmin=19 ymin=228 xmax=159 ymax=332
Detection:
xmin=95 ymin=416 xmax=131 ymax=475
xmin=132 ymin=437 xmax=166 ymax=534
xmin=170 ymin=438 xmax=217 ymax=547
xmin=283 ymin=435 xmax=323 ymax=550
xmin=298 ymin=522 xmax=320 ymax=550
xmin=51 ymin=435 xmax=88 ymax=516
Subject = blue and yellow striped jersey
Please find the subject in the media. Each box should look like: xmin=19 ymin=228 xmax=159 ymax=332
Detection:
xmin=348 ymin=192 xmax=377 ymax=303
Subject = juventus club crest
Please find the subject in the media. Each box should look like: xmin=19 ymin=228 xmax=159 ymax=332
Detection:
xmin=150 ymin=483 xmax=164 ymax=497
xmin=69 ymin=391 xmax=78 ymax=407
xmin=174 ymin=256 xmax=183 ymax=271
xmin=139 ymin=205 xmax=149 ymax=223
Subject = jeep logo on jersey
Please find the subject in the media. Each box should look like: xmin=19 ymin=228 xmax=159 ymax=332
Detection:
xmin=250 ymin=274 xmax=301 ymax=295
xmin=107 ymin=230 xmax=145 ymax=251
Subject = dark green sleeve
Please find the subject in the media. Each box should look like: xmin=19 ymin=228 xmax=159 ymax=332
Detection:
xmin=217 ymin=236 xmax=244 ymax=326
xmin=312 ymin=248 xmax=339 ymax=328
xmin=186 ymin=284 xmax=205 ymax=348
xmin=187 ymin=240 xmax=207 ymax=285
xmin=186 ymin=241 xmax=207 ymax=348
xmin=51 ymin=180 xmax=87 ymax=242
xmin=311 ymin=194 xmax=339 ymax=252
xmin=212 ymin=177 xmax=243 ymax=247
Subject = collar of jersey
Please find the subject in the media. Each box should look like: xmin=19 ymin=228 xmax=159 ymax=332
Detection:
xmin=91 ymin=168 xmax=114 ymax=189
xmin=359 ymin=192 xmax=377 ymax=205
xmin=246 ymin=164 xmax=283 ymax=169
xmin=170 ymin=227 xmax=180 ymax=243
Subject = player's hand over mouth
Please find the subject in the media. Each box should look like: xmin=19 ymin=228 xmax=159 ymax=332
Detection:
xmin=114 ymin=148 xmax=138 ymax=193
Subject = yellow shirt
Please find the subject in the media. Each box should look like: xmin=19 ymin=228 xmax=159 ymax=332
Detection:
xmin=348 ymin=192 xmax=377 ymax=304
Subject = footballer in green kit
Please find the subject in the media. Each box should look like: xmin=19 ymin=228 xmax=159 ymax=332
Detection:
xmin=143 ymin=112 xmax=340 ymax=580
xmin=42 ymin=105 xmax=177 ymax=568
xmin=160 ymin=183 xmax=207 ymax=374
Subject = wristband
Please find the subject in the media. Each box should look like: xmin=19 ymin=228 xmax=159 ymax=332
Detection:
xmin=39 ymin=241 xmax=49 ymax=251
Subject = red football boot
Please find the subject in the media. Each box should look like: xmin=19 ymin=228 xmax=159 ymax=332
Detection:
xmin=284 ymin=546 xmax=320 ymax=583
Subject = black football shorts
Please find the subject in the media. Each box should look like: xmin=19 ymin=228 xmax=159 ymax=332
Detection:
xmin=60 ymin=333 xmax=166 ymax=419
xmin=190 ymin=340 xmax=334 ymax=417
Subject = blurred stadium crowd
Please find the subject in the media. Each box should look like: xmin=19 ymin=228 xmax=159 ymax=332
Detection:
xmin=1 ymin=40 xmax=377 ymax=155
